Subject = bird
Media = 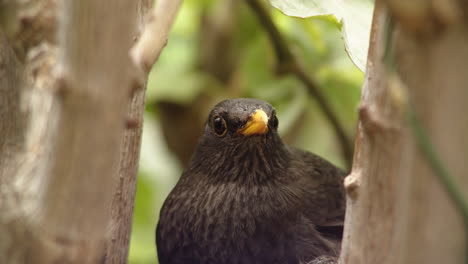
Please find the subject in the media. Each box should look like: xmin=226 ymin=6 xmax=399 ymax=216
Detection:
xmin=156 ymin=98 xmax=346 ymax=264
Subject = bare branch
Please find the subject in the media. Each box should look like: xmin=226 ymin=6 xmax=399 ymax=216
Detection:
xmin=341 ymin=0 xmax=468 ymax=263
xmin=20 ymin=1 xmax=140 ymax=262
xmin=131 ymin=0 xmax=183 ymax=73
xmin=1 ymin=0 xmax=153 ymax=262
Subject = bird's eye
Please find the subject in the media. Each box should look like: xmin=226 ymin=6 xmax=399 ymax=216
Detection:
xmin=212 ymin=116 xmax=227 ymax=137
xmin=270 ymin=114 xmax=279 ymax=129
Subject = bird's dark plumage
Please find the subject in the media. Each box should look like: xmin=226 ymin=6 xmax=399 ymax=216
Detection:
xmin=156 ymin=98 xmax=346 ymax=264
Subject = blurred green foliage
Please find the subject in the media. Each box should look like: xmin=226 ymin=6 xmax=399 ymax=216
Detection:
xmin=129 ymin=0 xmax=365 ymax=263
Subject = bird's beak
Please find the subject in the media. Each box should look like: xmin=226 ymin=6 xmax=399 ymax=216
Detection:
xmin=238 ymin=109 xmax=269 ymax=136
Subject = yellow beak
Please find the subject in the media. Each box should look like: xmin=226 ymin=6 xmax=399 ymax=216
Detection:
xmin=238 ymin=109 xmax=269 ymax=136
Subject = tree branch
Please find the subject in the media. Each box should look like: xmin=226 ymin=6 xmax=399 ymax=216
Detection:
xmin=384 ymin=13 xmax=468 ymax=263
xmin=104 ymin=1 xmax=153 ymax=263
xmin=407 ymin=106 xmax=468 ymax=223
xmin=130 ymin=0 xmax=183 ymax=73
xmin=26 ymin=1 xmax=139 ymax=262
xmin=406 ymin=94 xmax=468 ymax=264
xmin=245 ymin=0 xmax=353 ymax=167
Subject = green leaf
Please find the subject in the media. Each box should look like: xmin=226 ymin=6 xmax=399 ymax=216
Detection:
xmin=269 ymin=0 xmax=341 ymax=18
xmin=269 ymin=0 xmax=373 ymax=71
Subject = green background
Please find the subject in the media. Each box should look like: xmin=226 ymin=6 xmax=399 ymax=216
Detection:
xmin=128 ymin=0 xmax=366 ymax=262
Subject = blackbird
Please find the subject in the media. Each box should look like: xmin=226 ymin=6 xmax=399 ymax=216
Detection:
xmin=156 ymin=98 xmax=346 ymax=264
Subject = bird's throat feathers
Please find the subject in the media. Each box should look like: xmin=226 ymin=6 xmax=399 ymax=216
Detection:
xmin=189 ymin=133 xmax=290 ymax=184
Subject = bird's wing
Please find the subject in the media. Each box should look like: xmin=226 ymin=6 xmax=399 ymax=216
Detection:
xmin=288 ymin=147 xmax=347 ymax=239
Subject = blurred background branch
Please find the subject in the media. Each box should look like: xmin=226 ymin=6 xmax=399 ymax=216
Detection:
xmin=245 ymin=0 xmax=353 ymax=167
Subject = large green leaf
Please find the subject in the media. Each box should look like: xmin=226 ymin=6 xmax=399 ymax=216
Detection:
xmin=269 ymin=0 xmax=373 ymax=71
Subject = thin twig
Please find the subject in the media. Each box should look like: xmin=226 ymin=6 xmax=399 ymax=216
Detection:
xmin=131 ymin=0 xmax=183 ymax=73
xmin=245 ymin=0 xmax=354 ymax=167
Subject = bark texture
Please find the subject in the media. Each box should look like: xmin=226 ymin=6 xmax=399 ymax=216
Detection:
xmin=0 ymin=0 xmax=151 ymax=263
xmin=104 ymin=1 xmax=152 ymax=263
xmin=340 ymin=0 xmax=468 ymax=263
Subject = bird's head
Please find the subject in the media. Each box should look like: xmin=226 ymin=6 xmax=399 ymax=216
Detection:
xmin=189 ymin=98 xmax=288 ymax=181
xmin=205 ymin=98 xmax=279 ymax=141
